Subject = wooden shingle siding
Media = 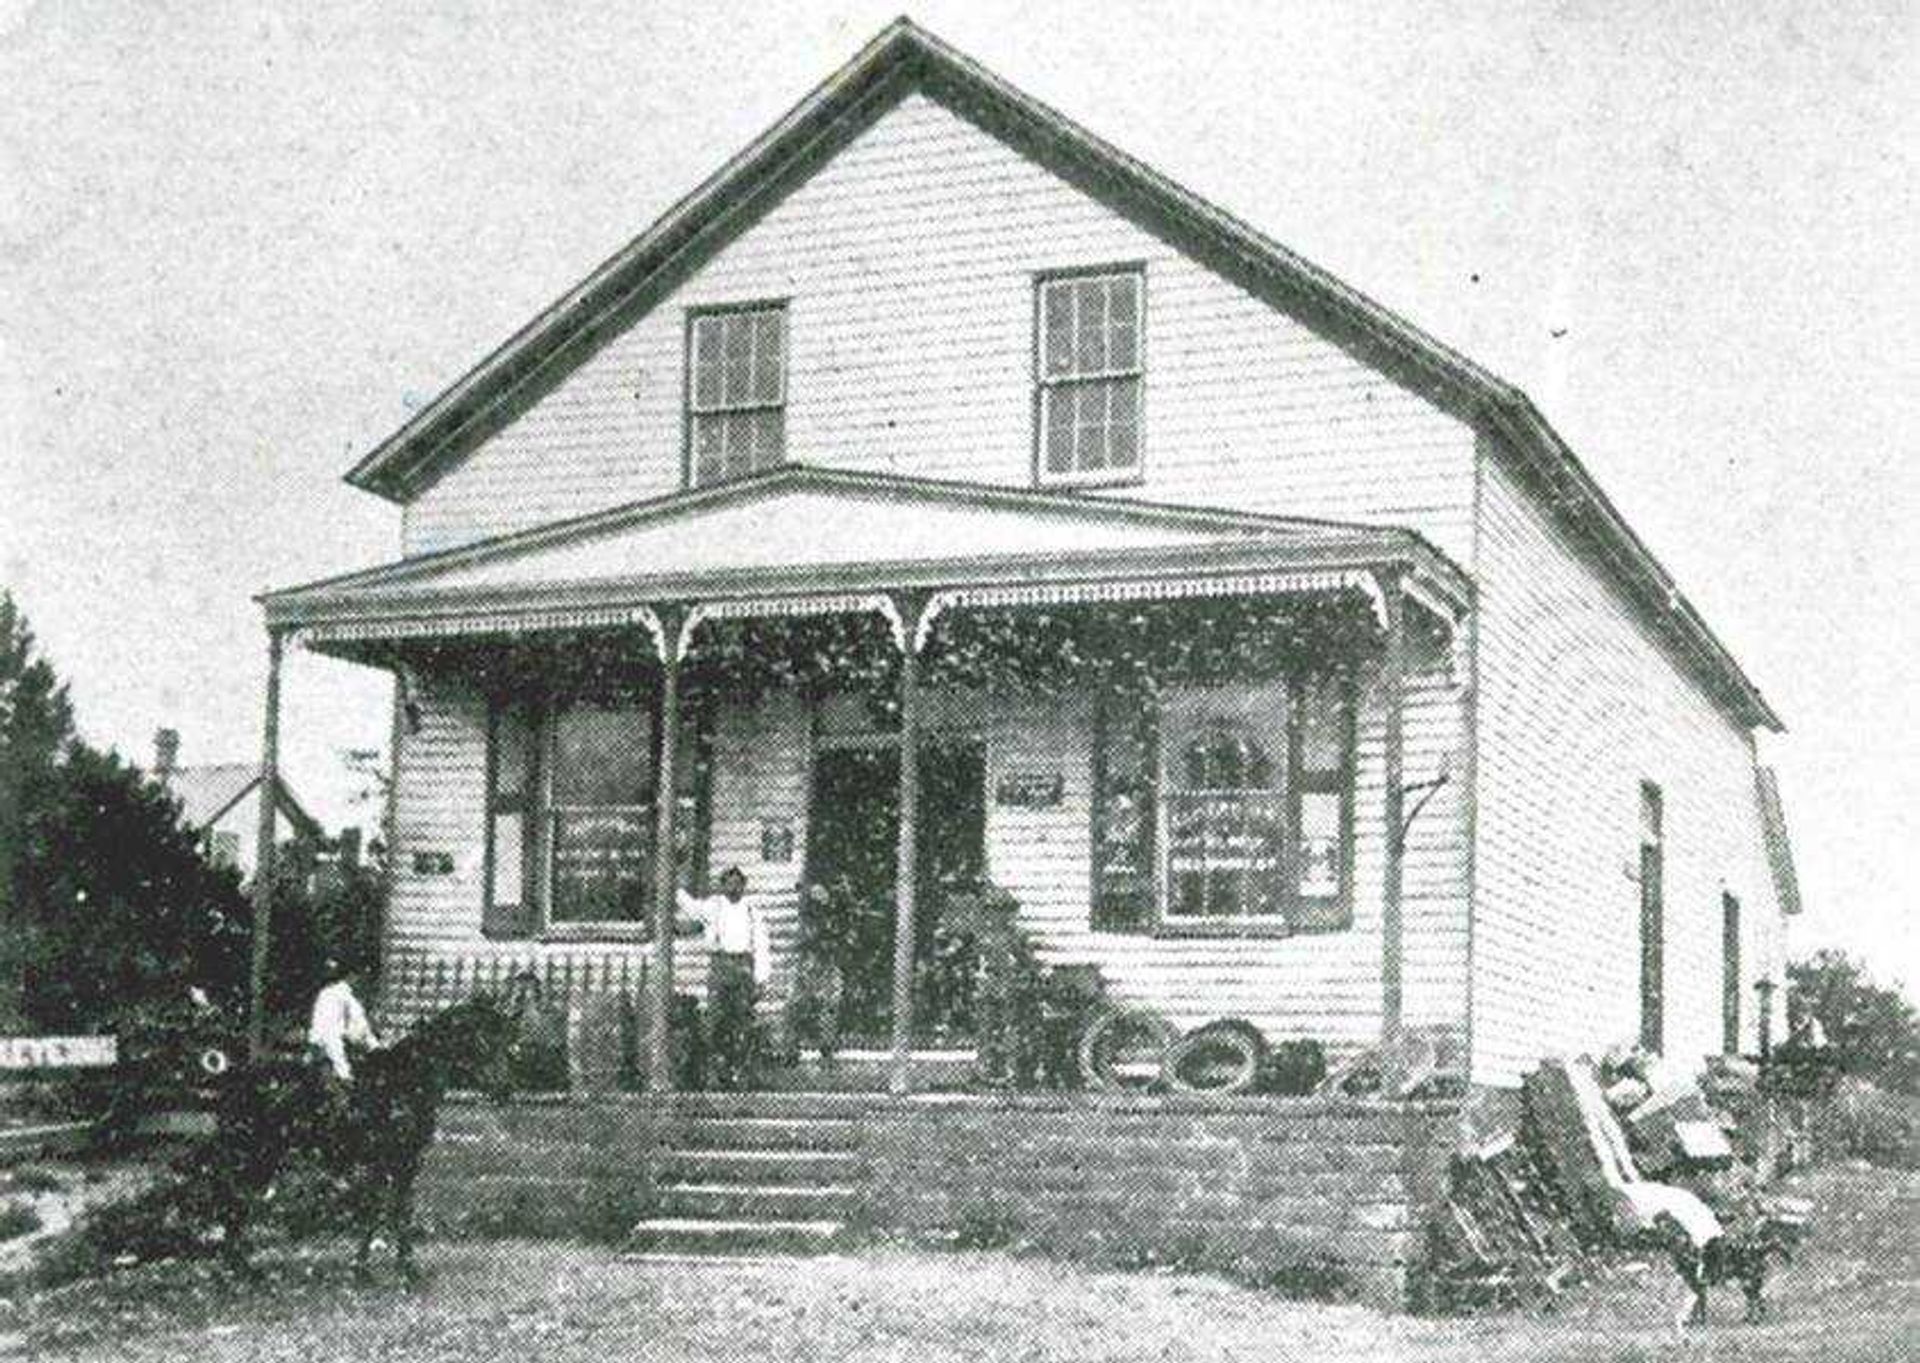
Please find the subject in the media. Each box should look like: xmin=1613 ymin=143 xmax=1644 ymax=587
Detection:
xmin=401 ymin=93 xmax=1476 ymax=567
xmin=1468 ymin=439 xmax=1784 ymax=1085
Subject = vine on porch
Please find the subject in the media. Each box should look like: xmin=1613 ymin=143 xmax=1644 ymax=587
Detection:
xmin=384 ymin=590 xmax=1384 ymax=711
xmin=686 ymin=588 xmax=1385 ymax=714
xmin=921 ymin=589 xmax=1384 ymax=695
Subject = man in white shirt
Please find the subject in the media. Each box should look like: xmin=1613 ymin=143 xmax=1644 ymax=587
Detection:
xmin=676 ymin=867 xmax=769 ymax=1087
xmin=308 ymin=958 xmax=383 ymax=1086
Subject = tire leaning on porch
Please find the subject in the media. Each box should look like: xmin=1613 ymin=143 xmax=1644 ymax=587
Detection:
xmin=1165 ymin=1018 xmax=1268 ymax=1096
xmin=1078 ymin=1007 xmax=1180 ymax=1092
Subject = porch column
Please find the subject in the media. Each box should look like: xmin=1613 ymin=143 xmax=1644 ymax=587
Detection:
xmin=647 ymin=603 xmax=688 ymax=1093
xmin=1376 ymin=571 xmax=1407 ymax=1048
xmin=888 ymin=591 xmax=932 ymax=1095
xmin=247 ymin=626 xmax=286 ymax=1058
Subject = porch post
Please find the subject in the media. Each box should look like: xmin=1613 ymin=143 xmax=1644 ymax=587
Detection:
xmin=648 ymin=604 xmax=688 ymax=1093
xmin=888 ymin=591 xmax=931 ymax=1095
xmin=1377 ymin=571 xmax=1407 ymax=1048
xmin=247 ymin=626 xmax=286 ymax=1058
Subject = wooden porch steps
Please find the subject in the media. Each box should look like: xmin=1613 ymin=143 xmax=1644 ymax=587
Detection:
xmin=631 ymin=1095 xmax=871 ymax=1256
xmin=654 ymin=1182 xmax=859 ymax=1220
xmin=668 ymin=1115 xmax=863 ymax=1150
xmin=626 ymin=1217 xmax=846 ymax=1253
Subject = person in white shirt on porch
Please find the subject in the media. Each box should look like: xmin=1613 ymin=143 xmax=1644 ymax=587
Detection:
xmin=675 ymin=866 xmax=769 ymax=1088
xmin=308 ymin=957 xmax=383 ymax=1087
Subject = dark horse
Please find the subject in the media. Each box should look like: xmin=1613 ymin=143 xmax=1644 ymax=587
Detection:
xmin=184 ymin=993 xmax=520 ymax=1283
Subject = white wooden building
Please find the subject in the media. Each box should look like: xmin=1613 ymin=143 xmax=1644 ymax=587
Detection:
xmin=154 ymin=729 xmax=320 ymax=881
xmin=259 ymin=19 xmax=1799 ymax=1092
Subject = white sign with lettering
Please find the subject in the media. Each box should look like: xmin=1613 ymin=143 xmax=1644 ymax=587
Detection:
xmin=0 ymin=1035 xmax=118 ymax=1071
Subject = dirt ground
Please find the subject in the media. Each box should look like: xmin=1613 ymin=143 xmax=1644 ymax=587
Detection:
xmin=4 ymin=1163 xmax=1913 ymax=1362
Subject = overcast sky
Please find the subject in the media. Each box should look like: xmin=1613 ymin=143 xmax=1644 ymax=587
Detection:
xmin=2 ymin=1 xmax=1913 ymax=985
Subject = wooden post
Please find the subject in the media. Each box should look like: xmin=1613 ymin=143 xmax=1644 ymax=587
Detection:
xmin=888 ymin=592 xmax=930 ymax=1096
xmin=248 ymin=627 xmax=286 ymax=1058
xmin=1377 ymin=573 xmax=1407 ymax=1049
xmin=647 ymin=604 xmax=687 ymax=1093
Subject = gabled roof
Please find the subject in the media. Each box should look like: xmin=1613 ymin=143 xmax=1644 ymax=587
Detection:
xmin=265 ymin=464 xmax=1467 ymax=630
xmin=164 ymin=764 xmax=322 ymax=841
xmin=333 ymin=16 xmax=1778 ymax=730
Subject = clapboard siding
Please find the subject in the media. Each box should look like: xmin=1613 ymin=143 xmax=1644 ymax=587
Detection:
xmin=401 ymin=92 xmax=1475 ymax=565
xmin=382 ymin=639 xmax=1470 ymax=1054
xmin=381 ymin=684 xmax=814 ymax=1029
xmin=1468 ymin=439 xmax=1785 ymax=1086
xmin=982 ymin=638 xmax=1466 ymax=1053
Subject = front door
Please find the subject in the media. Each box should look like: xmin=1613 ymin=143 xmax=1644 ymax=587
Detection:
xmin=804 ymin=739 xmax=986 ymax=1046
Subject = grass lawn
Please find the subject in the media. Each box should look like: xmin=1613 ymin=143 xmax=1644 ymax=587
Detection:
xmin=5 ymin=1163 xmax=1913 ymax=1362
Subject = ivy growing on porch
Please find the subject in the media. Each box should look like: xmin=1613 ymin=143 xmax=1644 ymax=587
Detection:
xmin=391 ymin=588 xmax=1384 ymax=704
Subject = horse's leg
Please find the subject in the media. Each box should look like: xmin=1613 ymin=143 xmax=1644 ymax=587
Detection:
xmin=216 ymin=1154 xmax=275 ymax=1283
xmin=1671 ymin=1253 xmax=1708 ymax=1331
xmin=352 ymin=1173 xmax=380 ymax=1286
xmin=393 ymin=1165 xmax=424 ymax=1286
xmin=1741 ymin=1262 xmax=1768 ymax=1323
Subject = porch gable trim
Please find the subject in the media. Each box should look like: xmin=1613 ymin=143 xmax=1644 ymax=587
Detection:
xmin=265 ymin=465 xmax=1356 ymax=609
xmin=274 ymin=533 xmax=1470 ymax=644
xmin=914 ymin=568 xmax=1391 ymax=648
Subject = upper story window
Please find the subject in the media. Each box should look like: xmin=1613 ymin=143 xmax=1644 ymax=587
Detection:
xmin=1036 ymin=268 xmax=1143 ymax=484
xmin=687 ymin=303 xmax=786 ymax=486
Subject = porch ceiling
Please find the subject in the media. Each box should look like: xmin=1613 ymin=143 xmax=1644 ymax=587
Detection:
xmin=262 ymin=465 xmax=1468 ymax=640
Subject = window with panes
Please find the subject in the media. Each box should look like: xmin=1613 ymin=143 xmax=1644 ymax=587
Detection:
xmin=484 ymin=691 xmax=712 ymax=936
xmin=1035 ymin=269 xmax=1143 ymax=482
xmin=687 ymin=304 xmax=786 ymax=486
xmin=1090 ymin=676 xmax=1356 ymax=934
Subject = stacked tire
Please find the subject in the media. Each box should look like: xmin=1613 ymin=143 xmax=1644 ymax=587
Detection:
xmin=1077 ymin=1008 xmax=1179 ymax=1091
xmin=1166 ymin=1018 xmax=1267 ymax=1096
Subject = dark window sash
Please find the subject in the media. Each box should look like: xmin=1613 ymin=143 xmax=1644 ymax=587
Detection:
xmin=1089 ymin=675 xmax=1356 ymax=936
xmin=483 ymin=689 xmax=714 ymax=939
xmin=1089 ymin=685 xmax=1157 ymax=932
xmin=1722 ymin=892 xmax=1742 ymax=1055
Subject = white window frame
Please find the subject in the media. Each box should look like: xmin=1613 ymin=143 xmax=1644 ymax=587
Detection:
xmin=1034 ymin=266 xmax=1145 ymax=486
xmin=685 ymin=301 xmax=788 ymax=487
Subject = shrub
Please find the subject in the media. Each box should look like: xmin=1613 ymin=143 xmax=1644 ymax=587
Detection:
xmin=1246 ymin=1252 xmax=1356 ymax=1302
xmin=504 ymin=997 xmax=569 ymax=1093
xmin=6 ymin=1165 xmax=64 ymax=1195
xmin=1817 ymin=1078 xmax=1920 ymax=1169
xmin=948 ymin=883 xmax=1108 ymax=1091
xmin=951 ymin=1202 xmax=1023 ymax=1251
xmin=0 ymin=1200 xmax=43 ymax=1240
xmin=1259 ymin=1039 xmax=1329 ymax=1096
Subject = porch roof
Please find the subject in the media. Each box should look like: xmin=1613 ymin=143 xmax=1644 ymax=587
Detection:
xmin=261 ymin=465 xmax=1469 ymax=646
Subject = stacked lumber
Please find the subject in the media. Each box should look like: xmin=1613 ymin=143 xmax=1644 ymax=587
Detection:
xmin=1428 ymin=1052 xmax=1818 ymax=1314
xmin=1424 ymin=1134 xmax=1584 ymax=1310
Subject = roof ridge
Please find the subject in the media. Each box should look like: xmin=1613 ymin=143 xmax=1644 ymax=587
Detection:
xmin=319 ymin=17 xmax=1776 ymax=730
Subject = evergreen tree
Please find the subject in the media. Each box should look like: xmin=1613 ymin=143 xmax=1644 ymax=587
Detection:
xmin=16 ymin=742 xmax=253 ymax=1030
xmin=0 ymin=591 xmax=76 ymax=1027
xmin=1 ymin=589 xmax=256 ymax=1034
xmin=1788 ymin=951 xmax=1920 ymax=1095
